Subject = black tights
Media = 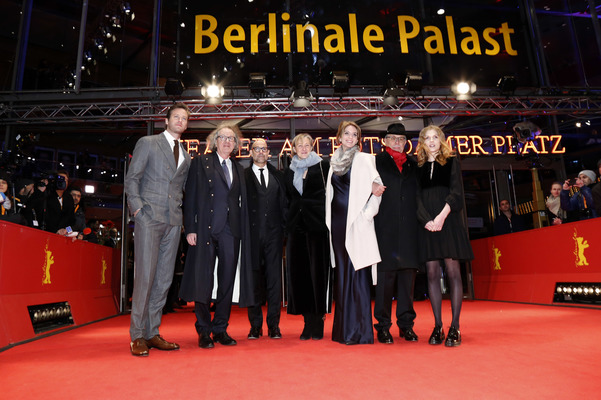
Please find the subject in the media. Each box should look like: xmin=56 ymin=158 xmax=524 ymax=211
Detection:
xmin=426 ymin=259 xmax=463 ymax=329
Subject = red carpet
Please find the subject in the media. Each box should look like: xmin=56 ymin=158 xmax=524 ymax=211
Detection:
xmin=1 ymin=300 xmax=599 ymax=399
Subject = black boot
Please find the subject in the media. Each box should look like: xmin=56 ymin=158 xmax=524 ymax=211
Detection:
xmin=311 ymin=314 xmax=324 ymax=340
xmin=300 ymin=314 xmax=312 ymax=340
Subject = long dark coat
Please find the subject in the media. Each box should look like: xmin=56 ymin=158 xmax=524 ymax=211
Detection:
xmin=179 ymin=152 xmax=255 ymax=307
xmin=374 ymin=151 xmax=421 ymax=272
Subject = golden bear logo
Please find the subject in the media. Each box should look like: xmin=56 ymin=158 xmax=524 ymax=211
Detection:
xmin=573 ymin=229 xmax=589 ymax=267
xmin=101 ymin=258 xmax=107 ymax=285
xmin=492 ymin=246 xmax=502 ymax=270
xmin=43 ymin=242 xmax=54 ymax=284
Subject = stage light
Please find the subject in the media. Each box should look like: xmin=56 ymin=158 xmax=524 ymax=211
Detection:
xmin=497 ymin=75 xmax=517 ymax=95
xmin=84 ymin=185 xmax=95 ymax=194
xmin=451 ymin=80 xmax=476 ymax=100
xmin=164 ymin=78 xmax=185 ymax=96
xmin=576 ymin=121 xmax=582 ymax=128
xmin=332 ymin=71 xmax=350 ymax=95
xmin=290 ymin=80 xmax=313 ymax=108
xmin=202 ymin=83 xmax=225 ymax=105
xmin=405 ymin=72 xmax=423 ymax=94
xmin=249 ymin=73 xmax=266 ymax=97
xmin=28 ymin=302 xmax=73 ymax=334
xmin=382 ymin=78 xmax=400 ymax=106
xmin=554 ymin=282 xmax=601 ymax=304
xmin=437 ymin=8 xmax=445 ymax=15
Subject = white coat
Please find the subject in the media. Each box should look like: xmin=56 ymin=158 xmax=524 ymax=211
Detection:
xmin=325 ymin=151 xmax=382 ymax=284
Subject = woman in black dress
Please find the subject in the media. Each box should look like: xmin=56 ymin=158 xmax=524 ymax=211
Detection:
xmin=416 ymin=125 xmax=473 ymax=347
xmin=284 ymin=133 xmax=331 ymax=340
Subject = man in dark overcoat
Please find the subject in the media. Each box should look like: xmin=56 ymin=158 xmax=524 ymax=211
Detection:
xmin=373 ymin=123 xmax=421 ymax=344
xmin=244 ymin=138 xmax=288 ymax=340
xmin=180 ymin=123 xmax=254 ymax=349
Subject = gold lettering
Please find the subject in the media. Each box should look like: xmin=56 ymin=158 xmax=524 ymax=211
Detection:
xmin=362 ymin=137 xmax=379 ymax=154
xmin=268 ymin=13 xmax=277 ymax=52
xmin=250 ymin=24 xmax=266 ymax=53
xmin=324 ymin=24 xmax=346 ymax=53
xmin=536 ymin=135 xmax=549 ymax=154
xmin=470 ymin=135 xmax=489 ymax=155
xmin=280 ymin=138 xmax=293 ymax=157
xmin=446 ymin=16 xmax=458 ymax=54
xmin=223 ymin=25 xmax=245 ymax=53
xmin=363 ymin=24 xmax=384 ymax=53
xmin=460 ymin=27 xmax=481 ymax=55
xmin=499 ymin=22 xmax=517 ymax=56
xmin=397 ymin=16 xmax=420 ymax=53
xmin=349 ymin=14 xmax=360 ymax=53
xmin=282 ymin=13 xmax=291 ymax=53
xmin=483 ymin=27 xmax=500 ymax=55
xmin=455 ymin=135 xmax=471 ymax=154
xmin=195 ymin=15 xmax=218 ymax=54
xmin=550 ymin=135 xmax=565 ymax=153
xmin=296 ymin=23 xmax=320 ymax=53
xmin=424 ymin=26 xmax=445 ymax=54
xmin=492 ymin=135 xmax=505 ymax=154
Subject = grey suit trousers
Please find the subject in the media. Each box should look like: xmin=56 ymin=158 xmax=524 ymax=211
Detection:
xmin=129 ymin=209 xmax=181 ymax=340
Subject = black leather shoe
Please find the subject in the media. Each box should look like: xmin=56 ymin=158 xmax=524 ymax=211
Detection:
xmin=268 ymin=327 xmax=282 ymax=339
xmin=312 ymin=316 xmax=324 ymax=340
xmin=248 ymin=327 xmax=262 ymax=339
xmin=399 ymin=327 xmax=418 ymax=342
xmin=428 ymin=326 xmax=445 ymax=345
xmin=198 ymin=332 xmax=214 ymax=349
xmin=377 ymin=329 xmax=394 ymax=344
xmin=214 ymin=331 xmax=237 ymax=346
xmin=445 ymin=326 xmax=461 ymax=347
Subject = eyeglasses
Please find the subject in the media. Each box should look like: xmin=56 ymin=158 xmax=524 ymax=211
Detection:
xmin=217 ymin=135 xmax=236 ymax=142
xmin=253 ymin=147 xmax=268 ymax=153
xmin=385 ymin=135 xmax=407 ymax=143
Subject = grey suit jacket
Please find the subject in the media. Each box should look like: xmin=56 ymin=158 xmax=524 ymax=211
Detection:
xmin=125 ymin=132 xmax=191 ymax=226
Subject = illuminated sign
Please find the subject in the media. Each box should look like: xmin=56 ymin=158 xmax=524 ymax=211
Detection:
xmin=195 ymin=13 xmax=517 ymax=56
xmin=183 ymin=134 xmax=564 ymax=158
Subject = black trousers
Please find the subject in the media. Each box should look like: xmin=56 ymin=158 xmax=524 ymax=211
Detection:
xmin=194 ymin=225 xmax=240 ymax=335
xmin=247 ymin=233 xmax=283 ymax=329
xmin=374 ymin=269 xmax=417 ymax=332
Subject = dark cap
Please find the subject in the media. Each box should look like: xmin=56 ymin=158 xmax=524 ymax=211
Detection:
xmin=0 ymin=170 xmax=10 ymax=182
xmin=380 ymin=123 xmax=407 ymax=139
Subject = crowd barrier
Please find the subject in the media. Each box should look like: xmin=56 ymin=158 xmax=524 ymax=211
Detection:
xmin=0 ymin=221 xmax=120 ymax=349
xmin=471 ymin=217 xmax=601 ymax=305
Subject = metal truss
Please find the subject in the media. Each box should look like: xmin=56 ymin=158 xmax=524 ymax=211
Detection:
xmin=2 ymin=92 xmax=601 ymax=125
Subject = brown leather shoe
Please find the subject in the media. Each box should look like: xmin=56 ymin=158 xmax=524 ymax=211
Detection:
xmin=130 ymin=338 xmax=149 ymax=356
xmin=147 ymin=335 xmax=180 ymax=351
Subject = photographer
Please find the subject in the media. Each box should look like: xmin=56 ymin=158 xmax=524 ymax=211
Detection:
xmin=560 ymin=170 xmax=597 ymax=222
xmin=0 ymin=170 xmax=13 ymax=217
xmin=26 ymin=170 xmax=75 ymax=233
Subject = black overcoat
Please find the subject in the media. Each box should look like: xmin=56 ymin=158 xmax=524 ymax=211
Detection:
xmin=374 ymin=151 xmax=421 ymax=272
xmin=179 ymin=152 xmax=255 ymax=307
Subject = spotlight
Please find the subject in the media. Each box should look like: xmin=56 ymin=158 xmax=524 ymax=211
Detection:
xmin=164 ymin=78 xmax=185 ymax=96
xmin=451 ymin=80 xmax=476 ymax=99
xmin=382 ymin=78 xmax=400 ymax=106
xmin=290 ymin=80 xmax=313 ymax=108
xmin=497 ymin=75 xmax=517 ymax=95
xmin=554 ymin=282 xmax=601 ymax=304
xmin=332 ymin=71 xmax=349 ymax=96
xmin=202 ymin=82 xmax=225 ymax=105
xmin=249 ymin=73 xmax=266 ymax=97
xmin=437 ymin=8 xmax=445 ymax=15
xmin=405 ymin=72 xmax=423 ymax=94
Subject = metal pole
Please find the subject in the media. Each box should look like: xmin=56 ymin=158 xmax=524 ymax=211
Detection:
xmin=74 ymin=0 xmax=89 ymax=94
xmin=11 ymin=0 xmax=33 ymax=91
xmin=588 ymin=0 xmax=601 ymax=61
xmin=149 ymin=0 xmax=163 ymax=87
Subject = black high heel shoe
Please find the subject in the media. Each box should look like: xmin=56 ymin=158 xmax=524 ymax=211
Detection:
xmin=445 ymin=326 xmax=461 ymax=347
xmin=428 ymin=326 xmax=445 ymax=345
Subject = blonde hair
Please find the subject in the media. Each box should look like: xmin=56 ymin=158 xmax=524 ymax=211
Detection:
xmin=335 ymin=121 xmax=362 ymax=150
xmin=206 ymin=122 xmax=243 ymax=153
xmin=416 ymin=125 xmax=455 ymax=167
xmin=291 ymin=133 xmax=314 ymax=156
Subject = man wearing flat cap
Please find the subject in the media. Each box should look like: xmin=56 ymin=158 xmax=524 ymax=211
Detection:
xmin=373 ymin=123 xmax=421 ymax=344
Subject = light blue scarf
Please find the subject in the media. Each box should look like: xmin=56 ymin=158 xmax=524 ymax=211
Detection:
xmin=289 ymin=151 xmax=322 ymax=195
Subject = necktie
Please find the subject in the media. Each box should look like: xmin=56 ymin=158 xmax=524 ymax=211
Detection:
xmin=173 ymin=139 xmax=179 ymax=167
xmin=259 ymin=168 xmax=266 ymax=188
xmin=222 ymin=160 xmax=232 ymax=188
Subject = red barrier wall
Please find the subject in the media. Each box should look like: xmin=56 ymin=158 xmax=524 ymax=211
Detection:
xmin=0 ymin=221 xmax=120 ymax=349
xmin=471 ymin=218 xmax=601 ymax=305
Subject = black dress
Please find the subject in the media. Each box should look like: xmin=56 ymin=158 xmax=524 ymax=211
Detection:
xmin=416 ymin=157 xmax=474 ymax=262
xmin=330 ymin=170 xmax=374 ymax=344
xmin=284 ymin=161 xmax=332 ymax=315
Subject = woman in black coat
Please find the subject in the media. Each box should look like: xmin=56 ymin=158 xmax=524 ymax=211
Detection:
xmin=284 ymin=133 xmax=331 ymax=340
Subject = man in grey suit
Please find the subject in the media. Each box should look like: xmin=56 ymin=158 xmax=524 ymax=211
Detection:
xmin=125 ymin=102 xmax=192 ymax=356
